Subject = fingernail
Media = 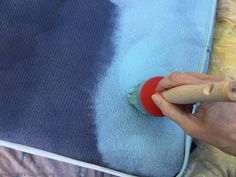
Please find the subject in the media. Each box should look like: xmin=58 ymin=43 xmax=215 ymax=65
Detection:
xmin=151 ymin=94 xmax=161 ymax=106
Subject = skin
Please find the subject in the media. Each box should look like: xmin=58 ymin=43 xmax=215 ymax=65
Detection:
xmin=151 ymin=72 xmax=236 ymax=156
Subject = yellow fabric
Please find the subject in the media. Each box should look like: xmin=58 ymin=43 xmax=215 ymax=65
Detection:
xmin=186 ymin=0 xmax=236 ymax=176
xmin=209 ymin=0 xmax=236 ymax=77
xmin=187 ymin=142 xmax=236 ymax=177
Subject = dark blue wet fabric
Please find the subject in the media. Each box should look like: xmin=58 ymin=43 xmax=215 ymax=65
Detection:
xmin=0 ymin=1 xmax=217 ymax=177
xmin=0 ymin=0 xmax=116 ymax=164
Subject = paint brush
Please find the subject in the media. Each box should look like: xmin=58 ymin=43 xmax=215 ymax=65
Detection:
xmin=128 ymin=76 xmax=236 ymax=117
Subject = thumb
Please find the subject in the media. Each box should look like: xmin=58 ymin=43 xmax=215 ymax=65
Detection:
xmin=151 ymin=94 xmax=200 ymax=136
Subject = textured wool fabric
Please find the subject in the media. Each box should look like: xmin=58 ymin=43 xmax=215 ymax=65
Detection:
xmin=0 ymin=1 xmax=216 ymax=177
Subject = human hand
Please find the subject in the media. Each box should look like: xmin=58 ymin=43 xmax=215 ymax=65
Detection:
xmin=151 ymin=72 xmax=236 ymax=156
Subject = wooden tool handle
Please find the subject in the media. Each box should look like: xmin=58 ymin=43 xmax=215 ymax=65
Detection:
xmin=161 ymin=80 xmax=236 ymax=104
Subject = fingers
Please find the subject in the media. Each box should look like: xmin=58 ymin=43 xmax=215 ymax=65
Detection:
xmin=156 ymin=72 xmax=234 ymax=92
xmin=151 ymin=94 xmax=200 ymax=136
xmin=156 ymin=72 xmax=208 ymax=92
xmin=185 ymin=72 xmax=234 ymax=81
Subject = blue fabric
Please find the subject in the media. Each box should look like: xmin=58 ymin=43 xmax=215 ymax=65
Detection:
xmin=0 ymin=1 xmax=216 ymax=177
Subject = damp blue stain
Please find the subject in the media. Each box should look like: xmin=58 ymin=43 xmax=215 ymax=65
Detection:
xmin=95 ymin=0 xmax=215 ymax=176
xmin=0 ymin=0 xmax=116 ymax=164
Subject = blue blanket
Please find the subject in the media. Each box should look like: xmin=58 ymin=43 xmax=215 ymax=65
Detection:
xmin=0 ymin=1 xmax=216 ymax=176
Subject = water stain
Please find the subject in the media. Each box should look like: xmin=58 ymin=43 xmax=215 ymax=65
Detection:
xmin=0 ymin=0 xmax=65 ymax=69
xmin=0 ymin=0 xmax=117 ymax=165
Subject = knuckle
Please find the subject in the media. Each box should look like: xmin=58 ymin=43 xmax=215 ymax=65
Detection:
xmin=181 ymin=118 xmax=199 ymax=137
xmin=169 ymin=72 xmax=183 ymax=81
xmin=184 ymin=126 xmax=196 ymax=136
xmin=162 ymin=105 xmax=173 ymax=117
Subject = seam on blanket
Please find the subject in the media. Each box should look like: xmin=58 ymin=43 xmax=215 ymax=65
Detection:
xmin=197 ymin=0 xmax=216 ymax=73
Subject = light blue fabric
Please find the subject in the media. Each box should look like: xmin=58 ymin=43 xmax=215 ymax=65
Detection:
xmin=95 ymin=0 xmax=217 ymax=176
